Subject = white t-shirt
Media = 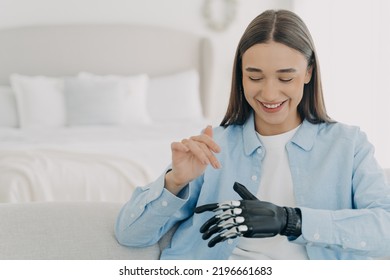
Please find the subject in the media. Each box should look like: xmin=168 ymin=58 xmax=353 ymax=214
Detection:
xmin=230 ymin=126 xmax=309 ymax=260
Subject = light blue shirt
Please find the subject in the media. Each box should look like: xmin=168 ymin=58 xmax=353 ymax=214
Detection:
xmin=115 ymin=113 xmax=390 ymax=259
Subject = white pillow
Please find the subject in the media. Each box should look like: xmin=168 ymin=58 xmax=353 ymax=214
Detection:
xmin=10 ymin=74 xmax=66 ymax=128
xmin=78 ymin=72 xmax=151 ymax=124
xmin=0 ymin=86 xmax=18 ymax=127
xmin=147 ymin=69 xmax=204 ymax=122
xmin=64 ymin=78 xmax=128 ymax=126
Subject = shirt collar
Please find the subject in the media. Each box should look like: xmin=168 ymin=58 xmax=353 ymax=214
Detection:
xmin=242 ymin=112 xmax=319 ymax=155
xmin=290 ymin=120 xmax=319 ymax=151
xmin=242 ymin=113 xmax=262 ymax=156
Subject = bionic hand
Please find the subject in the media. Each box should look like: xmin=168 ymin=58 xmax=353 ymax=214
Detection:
xmin=194 ymin=182 xmax=302 ymax=247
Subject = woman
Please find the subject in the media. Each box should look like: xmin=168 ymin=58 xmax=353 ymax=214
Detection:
xmin=115 ymin=9 xmax=390 ymax=259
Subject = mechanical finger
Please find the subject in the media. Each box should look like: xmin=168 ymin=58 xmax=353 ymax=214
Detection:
xmin=215 ymin=200 xmax=241 ymax=211
xmin=207 ymin=225 xmax=248 ymax=248
xmin=202 ymin=223 xmax=225 ymax=240
xmin=202 ymin=216 xmax=245 ymax=240
xmin=233 ymin=182 xmax=258 ymax=200
xmin=195 ymin=203 xmax=219 ymax=213
xmin=199 ymin=216 xmax=219 ymax=233
xmin=195 ymin=200 xmax=241 ymax=214
xmin=199 ymin=208 xmax=243 ymax=233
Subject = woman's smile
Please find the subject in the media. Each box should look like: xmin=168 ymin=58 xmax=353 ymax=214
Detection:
xmin=259 ymin=100 xmax=288 ymax=113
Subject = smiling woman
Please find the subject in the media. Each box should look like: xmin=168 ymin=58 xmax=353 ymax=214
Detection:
xmin=241 ymin=42 xmax=313 ymax=135
xmin=221 ymin=9 xmax=331 ymax=129
xmin=115 ymin=9 xmax=390 ymax=260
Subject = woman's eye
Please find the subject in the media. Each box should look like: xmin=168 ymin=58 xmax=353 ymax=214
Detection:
xmin=279 ymin=78 xmax=293 ymax=82
xmin=249 ymin=77 xmax=263 ymax=81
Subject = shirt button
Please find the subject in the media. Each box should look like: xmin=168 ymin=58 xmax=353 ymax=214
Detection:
xmin=139 ymin=205 xmax=143 ymax=210
xmin=130 ymin=213 xmax=135 ymax=218
xmin=256 ymin=148 xmax=261 ymax=154
xmin=313 ymin=233 xmax=320 ymax=240
xmin=360 ymin=241 xmax=366 ymax=248
xmin=162 ymin=201 xmax=168 ymax=207
xmin=251 ymin=175 xmax=257 ymax=181
xmin=227 ymin=239 xmax=234 ymax=244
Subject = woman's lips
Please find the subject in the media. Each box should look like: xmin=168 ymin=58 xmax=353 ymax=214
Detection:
xmin=259 ymin=100 xmax=287 ymax=112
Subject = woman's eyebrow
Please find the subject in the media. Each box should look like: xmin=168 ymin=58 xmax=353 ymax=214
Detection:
xmin=276 ymin=68 xmax=297 ymax=73
xmin=245 ymin=67 xmax=262 ymax=72
xmin=244 ymin=67 xmax=297 ymax=73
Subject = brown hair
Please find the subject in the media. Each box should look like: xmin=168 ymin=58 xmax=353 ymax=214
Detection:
xmin=220 ymin=9 xmax=333 ymax=127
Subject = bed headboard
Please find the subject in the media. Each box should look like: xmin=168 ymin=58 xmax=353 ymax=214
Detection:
xmin=0 ymin=24 xmax=214 ymax=117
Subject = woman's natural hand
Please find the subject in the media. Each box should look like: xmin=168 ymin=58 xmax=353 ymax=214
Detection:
xmin=165 ymin=125 xmax=221 ymax=195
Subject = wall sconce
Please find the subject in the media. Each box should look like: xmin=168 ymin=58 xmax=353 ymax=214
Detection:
xmin=202 ymin=0 xmax=238 ymax=32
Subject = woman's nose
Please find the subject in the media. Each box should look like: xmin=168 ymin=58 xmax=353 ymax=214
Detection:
xmin=260 ymin=80 xmax=278 ymax=101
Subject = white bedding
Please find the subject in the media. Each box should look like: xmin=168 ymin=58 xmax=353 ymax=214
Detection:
xmin=0 ymin=121 xmax=208 ymax=203
xmin=0 ymin=24 xmax=213 ymax=204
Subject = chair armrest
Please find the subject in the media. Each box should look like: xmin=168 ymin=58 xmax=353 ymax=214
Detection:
xmin=0 ymin=202 xmax=160 ymax=260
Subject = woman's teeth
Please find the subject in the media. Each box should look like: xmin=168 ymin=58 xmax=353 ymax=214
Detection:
xmin=262 ymin=102 xmax=283 ymax=109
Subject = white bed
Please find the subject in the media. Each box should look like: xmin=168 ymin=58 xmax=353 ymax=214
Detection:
xmin=0 ymin=24 xmax=214 ymax=203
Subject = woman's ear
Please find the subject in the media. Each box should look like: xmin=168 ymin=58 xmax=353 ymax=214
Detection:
xmin=304 ymin=65 xmax=313 ymax=84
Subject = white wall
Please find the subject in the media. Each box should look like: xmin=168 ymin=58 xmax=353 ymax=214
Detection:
xmin=0 ymin=0 xmax=291 ymax=124
xmin=294 ymin=0 xmax=390 ymax=168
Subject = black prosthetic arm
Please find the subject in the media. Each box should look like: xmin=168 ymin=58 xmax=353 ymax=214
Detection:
xmin=194 ymin=182 xmax=302 ymax=247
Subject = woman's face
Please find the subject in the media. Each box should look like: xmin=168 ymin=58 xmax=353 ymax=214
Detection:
xmin=242 ymin=41 xmax=312 ymax=135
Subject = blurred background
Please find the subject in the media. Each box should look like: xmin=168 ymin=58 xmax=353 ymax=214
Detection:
xmin=0 ymin=0 xmax=388 ymax=168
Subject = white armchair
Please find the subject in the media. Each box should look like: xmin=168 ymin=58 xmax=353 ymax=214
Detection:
xmin=0 ymin=202 xmax=165 ymax=260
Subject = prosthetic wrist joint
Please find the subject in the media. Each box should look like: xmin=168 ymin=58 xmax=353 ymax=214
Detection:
xmin=281 ymin=207 xmax=302 ymax=237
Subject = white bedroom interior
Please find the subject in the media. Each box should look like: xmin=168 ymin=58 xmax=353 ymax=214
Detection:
xmin=0 ymin=0 xmax=389 ymax=261
xmin=0 ymin=0 xmax=388 ymax=167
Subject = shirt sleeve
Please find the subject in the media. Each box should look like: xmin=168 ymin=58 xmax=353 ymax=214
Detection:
xmin=115 ymin=167 xmax=196 ymax=247
xmin=293 ymin=129 xmax=390 ymax=258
